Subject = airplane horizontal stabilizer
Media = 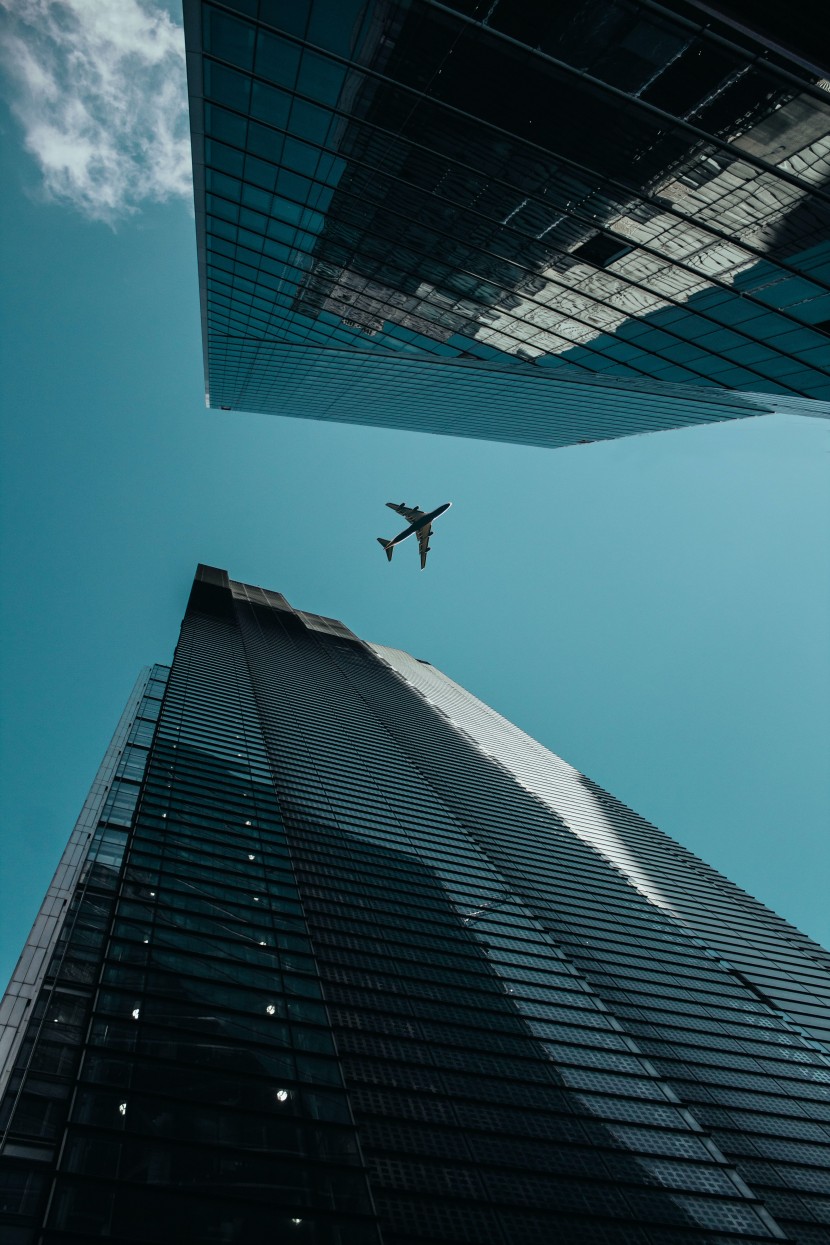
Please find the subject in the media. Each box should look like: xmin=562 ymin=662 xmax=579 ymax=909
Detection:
xmin=377 ymin=538 xmax=394 ymax=563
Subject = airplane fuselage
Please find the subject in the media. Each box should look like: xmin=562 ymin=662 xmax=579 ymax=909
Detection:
xmin=388 ymin=501 xmax=452 ymax=547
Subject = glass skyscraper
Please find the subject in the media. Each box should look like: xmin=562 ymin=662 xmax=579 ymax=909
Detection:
xmin=2 ymin=564 xmax=830 ymax=1243
xmin=183 ymin=0 xmax=830 ymax=447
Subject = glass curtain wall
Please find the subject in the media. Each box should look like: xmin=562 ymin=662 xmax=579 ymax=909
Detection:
xmin=184 ymin=0 xmax=830 ymax=447
xmin=3 ymin=566 xmax=830 ymax=1243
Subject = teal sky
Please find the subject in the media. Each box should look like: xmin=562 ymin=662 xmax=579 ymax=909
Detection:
xmin=1 ymin=44 xmax=829 ymax=993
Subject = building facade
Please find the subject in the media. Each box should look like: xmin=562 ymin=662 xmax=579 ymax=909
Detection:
xmin=183 ymin=0 xmax=830 ymax=447
xmin=2 ymin=565 xmax=830 ymax=1243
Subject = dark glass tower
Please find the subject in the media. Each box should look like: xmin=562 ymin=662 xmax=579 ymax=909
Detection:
xmin=183 ymin=0 xmax=830 ymax=447
xmin=2 ymin=565 xmax=830 ymax=1243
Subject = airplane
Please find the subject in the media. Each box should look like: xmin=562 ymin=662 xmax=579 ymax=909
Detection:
xmin=377 ymin=501 xmax=452 ymax=570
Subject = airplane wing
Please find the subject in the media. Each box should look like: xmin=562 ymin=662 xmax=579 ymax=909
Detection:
xmin=387 ymin=501 xmax=425 ymax=523
xmin=417 ymin=523 xmax=433 ymax=570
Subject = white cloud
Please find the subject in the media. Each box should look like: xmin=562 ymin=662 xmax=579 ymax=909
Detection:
xmin=1 ymin=0 xmax=192 ymax=222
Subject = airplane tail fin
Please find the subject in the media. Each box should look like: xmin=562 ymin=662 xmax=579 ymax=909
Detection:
xmin=377 ymin=538 xmax=394 ymax=563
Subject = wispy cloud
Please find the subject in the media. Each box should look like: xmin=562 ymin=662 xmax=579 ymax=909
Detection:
xmin=1 ymin=0 xmax=192 ymax=222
